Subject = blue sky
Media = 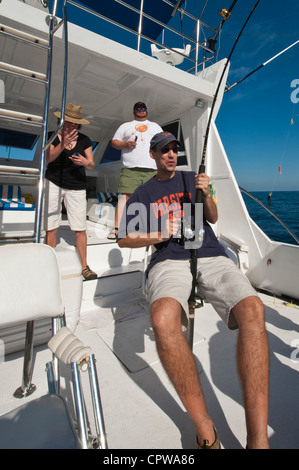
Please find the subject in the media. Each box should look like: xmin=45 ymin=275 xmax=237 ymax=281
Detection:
xmin=205 ymin=0 xmax=299 ymax=191
xmin=50 ymin=1 xmax=299 ymax=191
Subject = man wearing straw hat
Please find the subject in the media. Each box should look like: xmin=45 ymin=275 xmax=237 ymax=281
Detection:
xmin=44 ymin=102 xmax=97 ymax=280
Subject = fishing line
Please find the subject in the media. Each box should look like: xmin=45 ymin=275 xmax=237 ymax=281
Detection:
xmin=223 ymin=38 xmax=299 ymax=198
xmin=179 ymin=1 xmax=187 ymax=47
xmin=200 ymin=0 xmax=262 ymax=171
xmin=189 ymin=0 xmax=208 ymax=40
xmin=198 ymin=0 xmax=209 ymax=20
xmin=190 ymin=0 xmax=231 ymax=62
xmin=215 ymin=28 xmax=222 ymax=62
xmin=239 ymin=187 xmax=299 ymax=244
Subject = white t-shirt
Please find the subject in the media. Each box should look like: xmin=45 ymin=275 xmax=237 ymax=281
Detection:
xmin=112 ymin=119 xmax=163 ymax=169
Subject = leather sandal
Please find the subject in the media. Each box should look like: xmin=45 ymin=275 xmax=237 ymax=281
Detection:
xmin=82 ymin=265 xmax=97 ymax=280
xmin=107 ymin=227 xmax=118 ymax=240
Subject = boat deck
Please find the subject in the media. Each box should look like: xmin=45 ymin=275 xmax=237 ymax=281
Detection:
xmin=1 ymin=291 xmax=298 ymax=449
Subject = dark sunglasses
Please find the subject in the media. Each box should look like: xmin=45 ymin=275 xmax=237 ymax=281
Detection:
xmin=161 ymin=146 xmax=179 ymax=154
xmin=135 ymin=107 xmax=147 ymax=111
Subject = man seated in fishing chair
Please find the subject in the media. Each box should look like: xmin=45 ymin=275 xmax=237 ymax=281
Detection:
xmin=117 ymin=132 xmax=269 ymax=449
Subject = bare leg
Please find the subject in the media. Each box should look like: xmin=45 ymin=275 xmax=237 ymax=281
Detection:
xmin=151 ymin=297 xmax=215 ymax=445
xmin=75 ymin=230 xmax=87 ymax=268
xmin=114 ymin=193 xmax=131 ymax=229
xmin=45 ymin=228 xmax=58 ymax=248
xmin=46 ymin=228 xmax=89 ymax=271
xmin=233 ymin=296 xmax=269 ymax=449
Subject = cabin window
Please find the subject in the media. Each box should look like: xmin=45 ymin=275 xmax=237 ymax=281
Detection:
xmin=162 ymin=120 xmax=187 ymax=166
xmin=100 ymin=141 xmax=121 ymax=165
xmin=0 ymin=129 xmax=39 ymax=162
xmin=92 ymin=142 xmax=99 ymax=152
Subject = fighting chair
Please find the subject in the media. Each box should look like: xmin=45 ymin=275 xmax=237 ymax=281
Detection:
xmin=0 ymin=243 xmax=107 ymax=449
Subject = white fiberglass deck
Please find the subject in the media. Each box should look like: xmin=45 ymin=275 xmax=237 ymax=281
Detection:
xmin=0 ymin=291 xmax=298 ymax=449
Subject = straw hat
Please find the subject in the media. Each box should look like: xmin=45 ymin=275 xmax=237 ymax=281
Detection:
xmin=54 ymin=102 xmax=90 ymax=125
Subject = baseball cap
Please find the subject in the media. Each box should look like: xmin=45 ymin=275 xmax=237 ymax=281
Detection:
xmin=133 ymin=102 xmax=147 ymax=110
xmin=150 ymin=132 xmax=181 ymax=150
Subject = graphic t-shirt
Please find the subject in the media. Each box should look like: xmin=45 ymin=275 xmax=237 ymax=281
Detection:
xmin=45 ymin=132 xmax=92 ymax=190
xmin=118 ymin=171 xmax=227 ymax=273
xmin=112 ymin=119 xmax=163 ymax=169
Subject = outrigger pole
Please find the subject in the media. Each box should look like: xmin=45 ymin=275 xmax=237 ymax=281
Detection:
xmin=187 ymin=0 xmax=262 ymax=349
xmin=225 ymin=39 xmax=299 ymax=92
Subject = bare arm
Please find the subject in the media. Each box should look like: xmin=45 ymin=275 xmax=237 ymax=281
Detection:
xmin=69 ymin=146 xmax=95 ymax=170
xmin=46 ymin=128 xmax=78 ymax=163
xmin=195 ymin=173 xmax=218 ymax=224
xmin=118 ymin=173 xmax=217 ymax=249
xmin=118 ymin=218 xmax=179 ymax=249
xmin=111 ymin=139 xmax=137 ymax=150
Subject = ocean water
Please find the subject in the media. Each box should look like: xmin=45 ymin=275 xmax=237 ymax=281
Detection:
xmin=241 ymin=191 xmax=299 ymax=245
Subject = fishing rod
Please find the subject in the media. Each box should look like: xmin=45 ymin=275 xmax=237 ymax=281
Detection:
xmin=201 ymin=0 xmax=261 ymax=170
xmin=187 ymin=0 xmax=262 ymax=349
xmin=200 ymin=0 xmax=238 ymax=60
xmin=208 ymin=0 xmax=238 ymax=50
xmin=225 ymin=40 xmax=299 ymax=92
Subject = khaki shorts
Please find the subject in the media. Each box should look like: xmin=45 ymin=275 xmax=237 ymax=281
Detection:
xmin=44 ymin=180 xmax=87 ymax=232
xmin=146 ymin=256 xmax=258 ymax=330
xmin=118 ymin=167 xmax=156 ymax=194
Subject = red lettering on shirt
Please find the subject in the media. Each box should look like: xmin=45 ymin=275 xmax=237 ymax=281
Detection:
xmin=151 ymin=192 xmax=191 ymax=220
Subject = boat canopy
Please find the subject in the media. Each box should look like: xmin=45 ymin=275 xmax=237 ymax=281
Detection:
xmin=76 ymin=0 xmax=178 ymax=40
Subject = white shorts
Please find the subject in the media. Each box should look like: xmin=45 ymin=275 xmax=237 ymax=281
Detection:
xmin=43 ymin=180 xmax=87 ymax=231
xmin=146 ymin=256 xmax=259 ymax=330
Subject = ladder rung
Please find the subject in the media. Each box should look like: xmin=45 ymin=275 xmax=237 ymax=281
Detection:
xmin=0 ymin=165 xmax=40 ymax=177
xmin=0 ymin=108 xmax=44 ymax=123
xmin=0 ymin=24 xmax=49 ymax=47
xmin=0 ymin=62 xmax=47 ymax=81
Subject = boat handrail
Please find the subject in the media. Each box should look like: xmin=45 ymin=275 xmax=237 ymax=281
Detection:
xmin=239 ymin=187 xmax=299 ymax=246
xmin=66 ymin=0 xmax=218 ymax=74
xmin=35 ymin=0 xmax=68 ymax=242
xmin=0 ymin=0 xmax=68 ymax=245
xmin=43 ymin=8 xmax=68 ymax=153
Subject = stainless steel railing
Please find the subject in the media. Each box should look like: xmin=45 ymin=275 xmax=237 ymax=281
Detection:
xmin=66 ymin=0 xmax=217 ymax=74
xmin=36 ymin=0 xmax=69 ymax=242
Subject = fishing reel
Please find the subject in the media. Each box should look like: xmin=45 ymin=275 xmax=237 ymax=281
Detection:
xmin=175 ymin=217 xmax=195 ymax=245
xmin=175 ymin=216 xmax=205 ymax=248
xmin=218 ymin=8 xmax=231 ymax=20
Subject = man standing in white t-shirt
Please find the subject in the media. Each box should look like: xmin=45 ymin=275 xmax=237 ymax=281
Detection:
xmin=107 ymin=102 xmax=163 ymax=239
